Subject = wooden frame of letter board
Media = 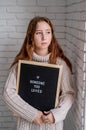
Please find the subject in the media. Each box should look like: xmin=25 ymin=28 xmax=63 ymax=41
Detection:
xmin=16 ymin=60 xmax=63 ymax=111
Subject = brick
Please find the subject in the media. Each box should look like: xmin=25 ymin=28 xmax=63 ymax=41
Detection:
xmin=76 ymin=56 xmax=84 ymax=69
xmin=55 ymin=32 xmax=65 ymax=39
xmin=83 ymin=63 xmax=86 ymax=72
xmin=80 ymin=12 xmax=86 ymax=21
xmin=2 ymin=122 xmax=15 ymax=127
xmin=37 ymin=0 xmax=64 ymax=6
xmin=55 ymin=0 xmax=65 ymax=6
xmin=47 ymin=7 xmax=65 ymax=13
xmin=7 ymin=6 xmax=27 ymax=13
xmin=75 ymin=39 xmax=84 ymax=51
xmin=0 ymin=45 xmax=20 ymax=52
xmin=0 ymin=76 xmax=7 ymax=82
xmin=0 ymin=26 xmax=16 ymax=32
xmin=0 ymin=128 xmax=14 ymax=130
xmin=0 ymin=0 xmax=16 ymax=6
xmin=83 ymin=72 xmax=86 ymax=81
xmin=2 ymin=111 xmax=13 ymax=117
xmin=55 ymin=26 xmax=65 ymax=33
xmin=0 ymin=13 xmax=16 ymax=20
xmin=65 ymin=33 xmax=72 ymax=42
xmin=0 ymin=33 xmax=8 ymax=38
xmin=8 ymin=32 xmax=25 ymax=39
xmin=76 ymin=50 xmax=84 ymax=64
xmin=0 ymin=116 xmax=13 ymax=122
xmin=85 ymin=33 xmax=86 ymax=41
xmin=85 ymin=22 xmax=86 ymax=31
xmin=0 ymin=64 xmax=10 ymax=70
xmin=7 ymin=6 xmax=46 ymax=13
xmin=52 ymin=20 xmax=65 ymax=26
xmin=16 ymin=13 xmax=35 ymax=19
xmin=7 ymin=19 xmax=27 ymax=26
xmin=0 ymin=39 xmax=17 ymax=45
xmin=5 ymin=58 xmax=15 ymax=64
xmin=0 ymin=83 xmax=5 ymax=89
xmin=67 ymin=12 xmax=81 ymax=21
xmin=17 ymin=0 xmax=36 ymax=6
xmin=17 ymin=39 xmax=24 ymax=44
xmin=84 ymin=53 xmax=86 ymax=62
xmin=0 ymin=20 xmax=6 ymax=26
xmin=83 ymin=1 xmax=86 ymax=10
xmin=0 ymin=58 xmax=8 ymax=64
xmin=76 ymin=65 xmax=83 ymax=86
xmin=0 ymin=7 xmax=6 ymax=13
xmin=0 ymin=52 xmax=16 ymax=58
xmin=0 ymin=112 xmax=2 ymax=116
xmin=16 ymin=26 xmax=27 ymax=33
xmin=72 ymin=21 xmax=85 ymax=31
xmin=56 ymin=14 xmax=66 ymax=20
xmin=27 ymin=7 xmax=46 ymax=13
xmin=0 ymin=99 xmax=5 ymax=106
xmin=58 ymin=39 xmax=66 ymax=46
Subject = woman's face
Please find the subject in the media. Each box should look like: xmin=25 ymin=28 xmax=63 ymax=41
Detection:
xmin=33 ymin=21 xmax=52 ymax=54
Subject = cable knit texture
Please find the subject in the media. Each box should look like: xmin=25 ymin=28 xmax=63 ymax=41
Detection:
xmin=3 ymin=52 xmax=75 ymax=130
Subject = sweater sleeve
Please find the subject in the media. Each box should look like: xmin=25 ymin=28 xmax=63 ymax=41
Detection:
xmin=51 ymin=60 xmax=75 ymax=123
xmin=3 ymin=64 xmax=38 ymax=122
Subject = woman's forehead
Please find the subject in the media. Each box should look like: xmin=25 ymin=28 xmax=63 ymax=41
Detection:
xmin=36 ymin=21 xmax=51 ymax=30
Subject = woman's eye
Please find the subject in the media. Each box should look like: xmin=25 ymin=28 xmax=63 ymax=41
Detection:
xmin=47 ymin=31 xmax=51 ymax=34
xmin=36 ymin=32 xmax=42 ymax=35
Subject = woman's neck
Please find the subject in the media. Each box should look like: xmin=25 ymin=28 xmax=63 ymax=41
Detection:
xmin=35 ymin=49 xmax=48 ymax=56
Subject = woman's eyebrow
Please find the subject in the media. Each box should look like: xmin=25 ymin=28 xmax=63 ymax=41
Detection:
xmin=35 ymin=29 xmax=51 ymax=31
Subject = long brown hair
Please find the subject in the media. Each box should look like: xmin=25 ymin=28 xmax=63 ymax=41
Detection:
xmin=11 ymin=16 xmax=72 ymax=72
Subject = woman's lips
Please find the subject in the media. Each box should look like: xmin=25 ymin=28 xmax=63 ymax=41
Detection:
xmin=41 ymin=42 xmax=47 ymax=45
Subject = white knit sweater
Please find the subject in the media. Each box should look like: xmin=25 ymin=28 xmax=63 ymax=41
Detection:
xmin=3 ymin=52 xmax=75 ymax=130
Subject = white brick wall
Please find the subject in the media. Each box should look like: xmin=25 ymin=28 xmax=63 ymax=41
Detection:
xmin=0 ymin=0 xmax=66 ymax=129
xmin=0 ymin=0 xmax=86 ymax=130
xmin=65 ymin=0 xmax=86 ymax=130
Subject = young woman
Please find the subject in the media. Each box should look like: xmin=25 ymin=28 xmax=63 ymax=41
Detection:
xmin=3 ymin=16 xmax=75 ymax=130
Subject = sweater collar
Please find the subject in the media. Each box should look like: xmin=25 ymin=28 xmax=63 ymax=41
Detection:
xmin=32 ymin=52 xmax=50 ymax=62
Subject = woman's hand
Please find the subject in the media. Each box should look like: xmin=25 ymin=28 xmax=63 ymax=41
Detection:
xmin=42 ymin=111 xmax=55 ymax=124
xmin=33 ymin=111 xmax=44 ymax=125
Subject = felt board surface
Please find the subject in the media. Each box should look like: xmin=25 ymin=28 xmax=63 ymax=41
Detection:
xmin=17 ymin=60 xmax=62 ymax=112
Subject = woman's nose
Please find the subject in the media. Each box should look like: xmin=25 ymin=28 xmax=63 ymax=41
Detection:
xmin=42 ymin=33 xmax=46 ymax=40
